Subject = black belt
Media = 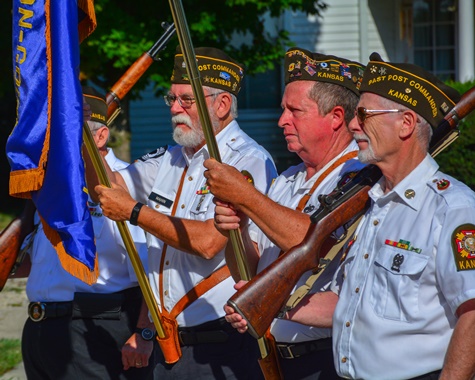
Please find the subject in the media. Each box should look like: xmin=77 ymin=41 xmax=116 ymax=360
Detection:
xmin=28 ymin=301 xmax=73 ymax=322
xmin=28 ymin=287 xmax=141 ymax=322
xmin=276 ymin=338 xmax=333 ymax=359
xmin=408 ymin=370 xmax=442 ymax=380
xmin=178 ymin=318 xmax=233 ymax=346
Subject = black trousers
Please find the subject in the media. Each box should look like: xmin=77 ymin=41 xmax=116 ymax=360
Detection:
xmin=153 ymin=318 xmax=264 ymax=380
xmin=278 ymin=346 xmax=341 ymax=380
xmin=22 ymin=287 xmax=157 ymax=380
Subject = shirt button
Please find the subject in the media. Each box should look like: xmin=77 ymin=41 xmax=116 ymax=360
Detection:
xmin=345 ymin=321 xmax=351 ymax=327
xmin=373 ymin=219 xmax=379 ymax=226
xmin=188 ymin=176 xmax=193 ymax=181
xmin=355 ymin=287 xmax=359 ymax=293
xmin=341 ymin=357 xmax=347 ymax=363
xmin=164 ymin=290 xmax=168 ymax=296
xmin=364 ymin=253 xmax=369 ymax=259
xmin=181 ymin=204 xmax=185 ymax=209
xmin=165 ymin=260 xmax=169 ymax=265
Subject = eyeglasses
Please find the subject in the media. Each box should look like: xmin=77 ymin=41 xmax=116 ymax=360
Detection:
xmin=164 ymin=92 xmax=223 ymax=109
xmin=355 ymin=107 xmax=404 ymax=124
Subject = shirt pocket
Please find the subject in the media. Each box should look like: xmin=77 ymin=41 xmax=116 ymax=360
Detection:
xmin=189 ymin=194 xmax=213 ymax=220
xmin=370 ymin=246 xmax=429 ymax=322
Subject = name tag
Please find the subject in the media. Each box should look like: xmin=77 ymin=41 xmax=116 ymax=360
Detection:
xmin=149 ymin=192 xmax=173 ymax=208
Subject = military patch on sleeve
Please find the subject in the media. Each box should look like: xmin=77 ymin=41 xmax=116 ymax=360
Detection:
xmin=452 ymin=224 xmax=475 ymax=271
xmin=136 ymin=146 xmax=168 ymax=162
xmin=241 ymin=170 xmax=254 ymax=186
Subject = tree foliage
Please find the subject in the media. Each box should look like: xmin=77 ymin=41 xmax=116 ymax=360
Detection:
xmin=79 ymin=0 xmax=327 ymax=96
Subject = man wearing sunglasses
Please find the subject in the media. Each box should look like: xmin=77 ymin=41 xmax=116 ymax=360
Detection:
xmin=204 ymin=48 xmax=365 ymax=379
xmin=85 ymin=46 xmax=277 ymax=379
xmin=268 ymin=53 xmax=475 ymax=379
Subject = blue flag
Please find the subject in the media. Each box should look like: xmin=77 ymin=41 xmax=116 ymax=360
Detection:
xmin=7 ymin=0 xmax=98 ymax=284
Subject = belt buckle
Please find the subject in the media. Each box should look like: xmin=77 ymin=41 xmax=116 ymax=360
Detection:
xmin=276 ymin=343 xmax=295 ymax=359
xmin=28 ymin=302 xmax=46 ymax=322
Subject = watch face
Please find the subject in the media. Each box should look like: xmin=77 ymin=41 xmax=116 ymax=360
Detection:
xmin=141 ymin=328 xmax=155 ymax=341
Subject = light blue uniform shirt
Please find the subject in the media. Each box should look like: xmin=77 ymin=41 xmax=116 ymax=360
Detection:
xmin=26 ymin=149 xmax=148 ymax=301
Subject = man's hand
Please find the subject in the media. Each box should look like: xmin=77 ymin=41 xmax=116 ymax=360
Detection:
xmin=213 ymin=198 xmax=246 ymax=234
xmin=224 ymin=280 xmax=250 ymax=334
xmin=203 ymin=158 xmax=254 ymax=207
xmin=95 ymin=182 xmax=136 ymax=222
xmin=121 ymin=332 xmax=154 ymax=370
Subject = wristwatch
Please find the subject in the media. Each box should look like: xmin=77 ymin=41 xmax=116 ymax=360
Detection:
xmin=135 ymin=327 xmax=156 ymax=341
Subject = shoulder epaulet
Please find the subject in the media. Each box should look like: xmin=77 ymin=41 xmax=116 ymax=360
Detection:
xmin=135 ymin=146 xmax=168 ymax=162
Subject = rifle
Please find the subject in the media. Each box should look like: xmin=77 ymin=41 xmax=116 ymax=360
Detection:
xmin=106 ymin=22 xmax=176 ymax=125
xmin=0 ymin=200 xmax=36 ymax=290
xmin=0 ymin=22 xmax=176 ymax=291
xmin=228 ymin=85 xmax=475 ymax=340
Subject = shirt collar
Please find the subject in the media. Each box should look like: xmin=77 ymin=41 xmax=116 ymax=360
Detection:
xmin=180 ymin=120 xmax=238 ymax=165
xmin=369 ymin=154 xmax=439 ymax=211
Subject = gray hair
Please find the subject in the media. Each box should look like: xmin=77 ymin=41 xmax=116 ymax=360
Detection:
xmin=308 ymin=81 xmax=359 ymax=126
xmin=204 ymin=86 xmax=238 ymax=119
xmin=378 ymin=97 xmax=432 ymax=151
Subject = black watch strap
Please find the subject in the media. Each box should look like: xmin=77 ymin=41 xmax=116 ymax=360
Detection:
xmin=130 ymin=202 xmax=144 ymax=226
xmin=135 ymin=327 xmax=156 ymax=341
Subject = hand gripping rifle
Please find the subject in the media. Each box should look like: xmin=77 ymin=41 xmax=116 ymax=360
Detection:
xmin=0 ymin=23 xmax=176 ymax=292
xmin=228 ymin=85 xmax=475 ymax=340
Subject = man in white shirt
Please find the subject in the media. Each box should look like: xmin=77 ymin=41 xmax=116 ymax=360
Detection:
xmin=86 ymin=47 xmax=277 ymax=379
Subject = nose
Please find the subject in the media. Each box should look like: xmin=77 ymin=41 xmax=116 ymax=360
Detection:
xmin=348 ymin=115 xmax=362 ymax=133
xmin=170 ymin=99 xmax=185 ymax=114
xmin=278 ymin=109 xmax=290 ymax=129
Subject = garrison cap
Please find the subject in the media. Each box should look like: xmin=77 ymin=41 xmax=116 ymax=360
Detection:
xmin=82 ymin=86 xmax=107 ymax=125
xmin=171 ymin=46 xmax=245 ymax=96
xmin=359 ymin=52 xmax=461 ymax=128
xmin=284 ymin=47 xmax=365 ymax=95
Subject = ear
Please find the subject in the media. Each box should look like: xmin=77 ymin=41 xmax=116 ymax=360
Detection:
xmin=329 ymin=105 xmax=345 ymax=131
xmin=399 ymin=110 xmax=417 ymax=140
xmin=93 ymin=126 xmax=109 ymax=150
xmin=214 ymin=92 xmax=232 ymax=119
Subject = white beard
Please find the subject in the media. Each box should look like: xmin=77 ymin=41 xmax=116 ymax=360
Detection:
xmin=171 ymin=109 xmax=220 ymax=148
xmin=171 ymin=114 xmax=205 ymax=148
xmin=354 ymin=133 xmax=381 ymax=163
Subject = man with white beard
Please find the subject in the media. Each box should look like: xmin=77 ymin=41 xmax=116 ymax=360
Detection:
xmin=85 ymin=46 xmax=277 ymax=379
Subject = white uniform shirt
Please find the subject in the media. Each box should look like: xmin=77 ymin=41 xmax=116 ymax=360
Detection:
xmin=120 ymin=120 xmax=277 ymax=327
xmin=331 ymin=155 xmax=475 ymax=380
xmin=253 ymin=140 xmax=364 ymax=343
xmin=26 ymin=149 xmax=148 ymax=301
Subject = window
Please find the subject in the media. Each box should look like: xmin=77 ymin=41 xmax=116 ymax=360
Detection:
xmin=413 ymin=0 xmax=457 ymax=80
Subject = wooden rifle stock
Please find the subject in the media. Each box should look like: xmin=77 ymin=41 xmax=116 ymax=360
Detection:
xmin=106 ymin=22 xmax=176 ymax=125
xmin=229 ymin=85 xmax=475 ymax=340
xmin=0 ymin=201 xmax=36 ymax=290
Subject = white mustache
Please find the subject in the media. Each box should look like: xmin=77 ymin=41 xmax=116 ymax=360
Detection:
xmin=353 ymin=133 xmax=369 ymax=142
xmin=172 ymin=114 xmax=192 ymax=128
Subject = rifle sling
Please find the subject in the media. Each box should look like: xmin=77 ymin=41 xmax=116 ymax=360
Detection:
xmin=296 ymin=151 xmax=358 ymax=212
xmin=277 ymin=150 xmax=359 ymax=313
xmin=281 ymin=214 xmax=363 ymax=314
xmin=158 ymin=167 xmax=231 ymax=320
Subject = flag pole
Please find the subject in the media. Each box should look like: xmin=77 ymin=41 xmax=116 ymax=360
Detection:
xmin=82 ymin=124 xmax=166 ymax=339
xmin=168 ymin=0 xmax=271 ymax=364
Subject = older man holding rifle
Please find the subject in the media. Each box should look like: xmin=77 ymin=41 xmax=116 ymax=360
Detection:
xmin=204 ymin=47 xmax=365 ymax=379
xmin=226 ymin=53 xmax=475 ymax=379
xmin=85 ymin=46 xmax=276 ymax=379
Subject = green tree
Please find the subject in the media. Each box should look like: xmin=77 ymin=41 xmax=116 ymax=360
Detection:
xmin=1 ymin=0 xmax=326 ymax=214
xmin=80 ymin=0 xmax=327 ymax=95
